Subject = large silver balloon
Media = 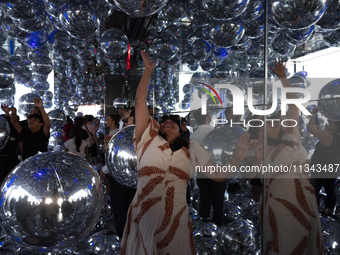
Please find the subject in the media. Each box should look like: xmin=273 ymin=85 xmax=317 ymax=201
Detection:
xmin=47 ymin=109 xmax=66 ymax=129
xmin=217 ymin=219 xmax=257 ymax=254
xmin=285 ymin=26 xmax=315 ymax=46
xmin=322 ymin=29 xmax=340 ymax=47
xmin=0 ymin=116 xmax=10 ymax=152
xmin=105 ymin=125 xmax=137 ymax=188
xmin=87 ymin=230 xmax=120 ymax=254
xmin=271 ymin=32 xmax=296 ymax=56
xmin=31 ymin=56 xmax=53 ymax=76
xmin=194 ymin=236 xmax=222 ymax=255
xmin=18 ymin=93 xmax=39 ymax=116
xmin=191 ymin=39 xmax=211 ymax=61
xmin=48 ymin=131 xmax=65 ymax=152
xmin=151 ymin=32 xmax=180 ymax=61
xmin=318 ymin=79 xmax=340 ymax=121
xmin=202 ymin=126 xmax=246 ymax=166
xmin=0 ymin=152 xmax=103 ymax=252
xmin=193 ymin=220 xmax=219 ymax=237
xmin=210 ymin=19 xmax=245 ymax=48
xmin=0 ymin=84 xmax=15 ymax=99
xmin=59 ymin=1 xmax=100 ymax=39
xmin=317 ymin=0 xmax=340 ymax=31
xmin=270 ymin=0 xmax=326 ymax=30
xmin=202 ymin=0 xmax=250 ymax=20
xmin=22 ymin=29 xmax=48 ymax=50
xmin=0 ymin=60 xmax=15 ymax=88
xmin=113 ymin=97 xmax=128 ymax=108
xmin=100 ymin=28 xmax=129 ymax=59
xmin=114 ymin=0 xmax=168 ymax=18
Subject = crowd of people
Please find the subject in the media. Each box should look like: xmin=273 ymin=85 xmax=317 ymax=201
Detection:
xmin=0 ymin=52 xmax=339 ymax=254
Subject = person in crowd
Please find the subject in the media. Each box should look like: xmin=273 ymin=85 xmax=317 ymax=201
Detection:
xmin=119 ymin=50 xmax=248 ymax=254
xmin=0 ymin=104 xmax=21 ymax=183
xmin=64 ymin=126 xmax=89 ymax=161
xmin=72 ymin=117 xmax=88 ymax=141
xmin=308 ymin=107 xmax=340 ymax=216
xmin=117 ymin=106 xmax=128 ymax=130
xmin=191 ymin=108 xmax=226 ymax=226
xmin=62 ymin=116 xmax=75 ymax=143
xmin=10 ymin=98 xmax=50 ymax=160
xmin=103 ymin=114 xmax=120 ymax=152
xmin=244 ymin=59 xmax=323 ymax=254
xmin=100 ymin=107 xmax=137 ymax=238
xmin=180 ymin=117 xmax=190 ymax=140
xmin=82 ymin=115 xmax=99 ymax=164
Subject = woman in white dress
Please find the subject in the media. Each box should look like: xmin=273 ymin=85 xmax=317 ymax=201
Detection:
xmin=64 ymin=126 xmax=89 ymax=161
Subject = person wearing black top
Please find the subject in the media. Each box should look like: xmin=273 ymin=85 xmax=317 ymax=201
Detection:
xmin=10 ymin=98 xmax=51 ymax=160
xmin=0 ymin=104 xmax=21 ymax=182
xmin=308 ymin=107 xmax=340 ymax=216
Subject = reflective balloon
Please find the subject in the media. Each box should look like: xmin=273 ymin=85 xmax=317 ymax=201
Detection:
xmin=0 ymin=116 xmax=10 ymax=152
xmin=210 ymin=19 xmax=245 ymax=48
xmin=59 ymin=1 xmax=100 ymax=39
xmin=241 ymin=0 xmax=264 ymax=21
xmin=285 ymin=26 xmax=315 ymax=45
xmin=194 ymin=236 xmax=222 ymax=255
xmin=193 ymin=220 xmax=219 ymax=237
xmin=0 ymin=83 xmax=15 ymax=99
xmin=113 ymin=97 xmax=129 ymax=109
xmin=87 ymin=230 xmax=120 ymax=254
xmin=318 ymin=79 xmax=340 ymax=121
xmin=31 ymin=56 xmax=53 ymax=75
xmin=202 ymin=126 xmax=246 ymax=166
xmin=48 ymin=30 xmax=72 ymax=53
xmin=322 ymin=29 xmax=340 ymax=47
xmin=18 ymin=93 xmax=39 ymax=115
xmin=217 ymin=219 xmax=257 ymax=254
xmin=0 ymin=60 xmax=15 ymax=88
xmin=106 ymin=126 xmax=137 ymax=188
xmin=0 ymin=152 xmax=103 ymax=251
xmin=183 ymin=83 xmax=195 ymax=94
xmin=191 ymin=39 xmax=211 ymax=61
xmin=22 ymin=29 xmax=48 ymax=50
xmin=100 ymin=28 xmax=129 ymax=58
xmin=187 ymin=8 xmax=210 ymax=26
xmin=159 ymin=0 xmax=188 ymax=21
xmin=113 ymin=0 xmax=168 ymax=18
xmin=202 ymin=0 xmax=250 ymax=20
xmin=48 ymin=131 xmax=65 ymax=151
xmin=47 ymin=109 xmax=66 ymax=128
xmin=270 ymin=0 xmax=326 ymax=30
xmin=317 ymin=0 xmax=340 ymax=31
xmin=151 ymin=32 xmax=180 ymax=61
xmin=15 ymin=66 xmax=32 ymax=85
xmin=271 ymin=32 xmax=296 ymax=56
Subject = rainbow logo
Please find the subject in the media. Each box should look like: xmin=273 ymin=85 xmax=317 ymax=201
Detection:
xmin=196 ymin=83 xmax=223 ymax=106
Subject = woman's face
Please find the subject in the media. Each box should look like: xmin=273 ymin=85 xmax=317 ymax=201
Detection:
xmin=327 ymin=119 xmax=338 ymax=133
xmin=106 ymin=116 xmax=114 ymax=128
xmin=159 ymin=119 xmax=180 ymax=140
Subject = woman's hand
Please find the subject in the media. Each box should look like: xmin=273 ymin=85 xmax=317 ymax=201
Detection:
xmin=269 ymin=59 xmax=287 ymax=78
xmin=233 ymin=132 xmax=251 ymax=162
xmin=140 ymin=50 xmax=156 ymax=72
xmin=311 ymin=106 xmax=319 ymax=115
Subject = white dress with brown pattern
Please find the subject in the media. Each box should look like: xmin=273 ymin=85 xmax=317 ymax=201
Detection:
xmin=261 ymin=127 xmax=324 ymax=255
xmin=120 ymin=117 xmax=211 ymax=255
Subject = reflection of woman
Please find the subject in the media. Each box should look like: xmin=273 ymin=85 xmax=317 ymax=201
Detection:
xmin=119 ymin=51 xmax=248 ymax=254
xmin=308 ymin=107 xmax=340 ymax=216
xmin=103 ymin=114 xmax=120 ymax=152
xmin=244 ymin=60 xmax=323 ymax=254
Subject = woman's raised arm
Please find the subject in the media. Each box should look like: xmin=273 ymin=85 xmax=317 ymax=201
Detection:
xmin=134 ymin=50 xmax=156 ymax=145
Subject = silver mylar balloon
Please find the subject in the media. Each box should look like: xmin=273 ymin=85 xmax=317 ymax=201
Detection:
xmin=322 ymin=29 xmax=340 ymax=47
xmin=151 ymin=32 xmax=180 ymax=61
xmin=270 ymin=0 xmax=327 ymax=30
xmin=22 ymin=29 xmax=48 ymax=50
xmin=48 ymin=131 xmax=65 ymax=151
xmin=187 ymin=8 xmax=211 ymax=26
xmin=100 ymin=28 xmax=129 ymax=59
xmin=31 ymin=57 xmax=53 ymax=76
xmin=47 ymin=109 xmax=66 ymax=129
xmin=318 ymin=79 xmax=340 ymax=121
xmin=105 ymin=125 xmax=137 ymax=188
xmin=190 ymin=188 xmax=200 ymax=211
xmin=317 ymin=0 xmax=340 ymax=31
xmin=323 ymin=233 xmax=340 ymax=254
xmin=285 ymin=26 xmax=315 ymax=46
xmin=113 ymin=97 xmax=128 ymax=108
xmin=18 ymin=93 xmax=39 ymax=115
xmin=183 ymin=83 xmax=195 ymax=94
xmin=0 ymin=60 xmax=15 ymax=88
xmin=59 ymin=1 xmax=100 ymax=39
xmin=0 ymin=152 xmax=103 ymax=252
xmin=0 ymin=83 xmax=15 ymax=99
xmin=240 ymin=0 xmax=264 ymax=21
xmin=48 ymin=30 xmax=72 ymax=53
xmin=193 ymin=220 xmax=219 ymax=237
xmin=87 ymin=230 xmax=120 ymax=254
xmin=114 ymin=0 xmax=168 ymax=18
xmin=194 ymin=236 xmax=222 ymax=255
xmin=210 ymin=19 xmax=245 ymax=48
xmin=0 ymin=116 xmax=10 ymax=152
xmin=202 ymin=126 xmax=246 ymax=166
xmin=202 ymin=0 xmax=250 ymax=20
xmin=158 ymin=0 xmax=188 ymax=21
xmin=15 ymin=66 xmax=32 ymax=85
xmin=271 ymin=32 xmax=296 ymax=56
xmin=217 ymin=219 xmax=257 ymax=254
xmin=191 ymin=39 xmax=211 ymax=62
xmin=1 ymin=15 xmax=26 ymax=40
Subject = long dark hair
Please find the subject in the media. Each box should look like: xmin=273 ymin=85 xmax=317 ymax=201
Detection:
xmin=70 ymin=126 xmax=83 ymax=152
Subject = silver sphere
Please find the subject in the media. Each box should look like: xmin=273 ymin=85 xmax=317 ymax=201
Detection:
xmin=0 ymin=116 xmax=10 ymax=152
xmin=114 ymin=0 xmax=168 ymax=18
xmin=318 ymin=79 xmax=340 ymax=121
xmin=0 ymin=152 xmax=103 ymax=252
xmin=105 ymin=125 xmax=137 ymax=188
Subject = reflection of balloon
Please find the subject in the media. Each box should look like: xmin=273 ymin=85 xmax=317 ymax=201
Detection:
xmin=0 ymin=60 xmax=15 ymax=88
xmin=106 ymin=126 xmax=137 ymax=188
xmin=114 ymin=0 xmax=168 ymax=18
xmin=316 ymin=0 xmax=340 ymax=31
xmin=0 ymin=116 xmax=10 ymax=152
xmin=18 ymin=93 xmax=39 ymax=115
xmin=202 ymin=0 xmax=250 ymax=20
xmin=47 ymin=109 xmax=66 ymax=129
xmin=271 ymin=0 xmax=327 ymax=30
xmin=87 ymin=230 xmax=121 ymax=254
xmin=151 ymin=32 xmax=179 ymax=61
xmin=271 ymin=32 xmax=296 ymax=56
xmin=113 ymin=97 xmax=129 ymax=108
xmin=318 ymin=79 xmax=340 ymax=121
xmin=210 ymin=19 xmax=245 ymax=48
xmin=100 ymin=28 xmax=129 ymax=58
xmin=0 ymin=152 xmax=103 ymax=252
xmin=31 ymin=56 xmax=53 ymax=75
